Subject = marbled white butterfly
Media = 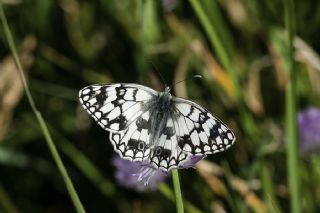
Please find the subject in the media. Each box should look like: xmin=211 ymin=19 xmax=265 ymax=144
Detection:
xmin=79 ymin=83 xmax=235 ymax=171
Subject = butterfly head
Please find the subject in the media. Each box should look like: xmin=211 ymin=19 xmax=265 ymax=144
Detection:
xmin=164 ymin=86 xmax=171 ymax=93
xmin=157 ymin=86 xmax=172 ymax=112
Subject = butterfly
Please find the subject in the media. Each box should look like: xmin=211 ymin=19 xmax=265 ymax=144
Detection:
xmin=79 ymin=83 xmax=235 ymax=172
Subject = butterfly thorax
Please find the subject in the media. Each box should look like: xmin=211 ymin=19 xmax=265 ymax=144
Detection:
xmin=149 ymin=88 xmax=173 ymax=147
xmin=157 ymin=88 xmax=172 ymax=112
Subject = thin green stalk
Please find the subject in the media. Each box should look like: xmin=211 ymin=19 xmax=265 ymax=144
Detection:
xmin=284 ymin=0 xmax=300 ymax=212
xmin=172 ymin=169 xmax=184 ymax=213
xmin=261 ymin=163 xmax=282 ymax=213
xmin=158 ymin=184 xmax=203 ymax=213
xmin=189 ymin=0 xmax=256 ymax=140
xmin=0 ymin=3 xmax=86 ymax=213
xmin=221 ymin=161 xmax=240 ymax=212
xmin=202 ymin=0 xmax=234 ymax=56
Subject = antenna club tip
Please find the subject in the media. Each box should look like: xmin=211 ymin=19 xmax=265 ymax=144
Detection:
xmin=193 ymin=75 xmax=202 ymax=79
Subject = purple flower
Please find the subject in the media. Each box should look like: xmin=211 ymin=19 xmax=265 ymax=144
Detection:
xmin=298 ymin=107 xmax=320 ymax=154
xmin=179 ymin=155 xmax=204 ymax=168
xmin=112 ymin=154 xmax=204 ymax=191
xmin=112 ymin=156 xmax=167 ymax=191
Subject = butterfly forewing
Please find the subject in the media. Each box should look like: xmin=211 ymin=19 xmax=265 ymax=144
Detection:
xmin=79 ymin=83 xmax=157 ymax=132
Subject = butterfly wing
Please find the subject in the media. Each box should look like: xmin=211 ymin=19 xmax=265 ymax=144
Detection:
xmin=79 ymin=83 xmax=157 ymax=132
xmin=172 ymin=97 xmax=236 ymax=155
xmin=109 ymin=110 xmax=153 ymax=162
xmin=148 ymin=114 xmax=189 ymax=171
xmin=108 ymin=94 xmax=235 ymax=172
xmin=109 ymin=110 xmax=190 ymax=171
xmin=80 ymin=83 xmax=235 ymax=172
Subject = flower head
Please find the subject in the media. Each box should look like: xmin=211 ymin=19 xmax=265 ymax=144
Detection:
xmin=112 ymin=156 xmax=167 ymax=191
xmin=112 ymin=154 xmax=204 ymax=191
xmin=298 ymin=107 xmax=320 ymax=154
xmin=179 ymin=155 xmax=204 ymax=169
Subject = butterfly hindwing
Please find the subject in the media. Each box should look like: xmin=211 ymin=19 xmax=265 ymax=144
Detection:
xmin=148 ymin=115 xmax=189 ymax=171
xmin=109 ymin=110 xmax=152 ymax=161
xmin=79 ymin=83 xmax=157 ymax=132
xmin=173 ymin=97 xmax=235 ymax=155
xmin=109 ymin=108 xmax=189 ymax=171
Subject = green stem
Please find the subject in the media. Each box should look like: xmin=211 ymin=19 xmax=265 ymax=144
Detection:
xmin=172 ymin=169 xmax=184 ymax=213
xmin=0 ymin=3 xmax=86 ymax=213
xmin=261 ymin=163 xmax=282 ymax=213
xmin=284 ymin=0 xmax=300 ymax=212
xmin=158 ymin=184 xmax=203 ymax=213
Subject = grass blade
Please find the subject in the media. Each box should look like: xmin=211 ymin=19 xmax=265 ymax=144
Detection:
xmin=0 ymin=3 xmax=86 ymax=213
xmin=284 ymin=0 xmax=300 ymax=212
xmin=158 ymin=184 xmax=203 ymax=213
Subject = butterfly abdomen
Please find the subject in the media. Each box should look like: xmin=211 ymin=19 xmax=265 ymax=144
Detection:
xmin=148 ymin=92 xmax=173 ymax=146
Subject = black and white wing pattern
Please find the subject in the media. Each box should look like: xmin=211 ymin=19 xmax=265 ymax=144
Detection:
xmin=172 ymin=97 xmax=235 ymax=156
xmin=109 ymin=112 xmax=189 ymax=171
xmin=79 ymin=83 xmax=236 ymax=172
xmin=108 ymin=110 xmax=153 ymax=162
xmin=148 ymin=115 xmax=189 ymax=171
xmin=79 ymin=83 xmax=157 ymax=132
xmin=80 ymin=83 xmax=161 ymax=163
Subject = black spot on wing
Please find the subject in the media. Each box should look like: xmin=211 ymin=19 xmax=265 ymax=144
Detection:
xmin=163 ymin=127 xmax=175 ymax=139
xmin=209 ymin=125 xmax=220 ymax=139
xmin=178 ymin=135 xmax=193 ymax=150
xmin=152 ymin=146 xmax=171 ymax=160
xmin=115 ymin=86 xmax=126 ymax=99
xmin=136 ymin=117 xmax=149 ymax=131
xmin=128 ymin=139 xmax=148 ymax=151
xmin=95 ymin=91 xmax=107 ymax=105
xmin=109 ymin=131 xmax=151 ymax=162
xmin=199 ymin=112 xmax=210 ymax=124
xmin=105 ymin=114 xmax=127 ymax=129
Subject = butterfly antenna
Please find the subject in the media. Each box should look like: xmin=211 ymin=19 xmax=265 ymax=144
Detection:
xmin=172 ymin=75 xmax=202 ymax=89
xmin=149 ymin=61 xmax=167 ymax=87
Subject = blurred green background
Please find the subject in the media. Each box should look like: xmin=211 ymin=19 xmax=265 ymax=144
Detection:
xmin=1 ymin=0 xmax=320 ymax=212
